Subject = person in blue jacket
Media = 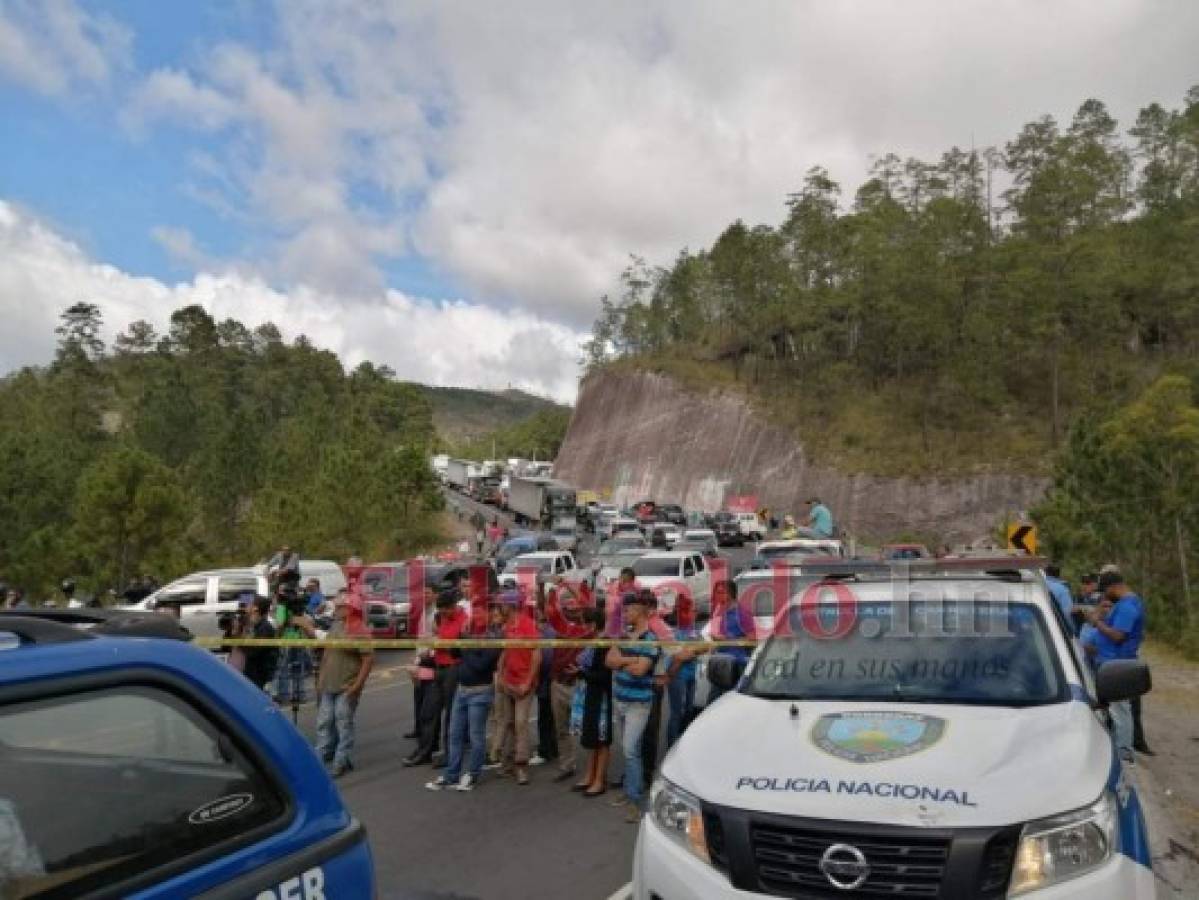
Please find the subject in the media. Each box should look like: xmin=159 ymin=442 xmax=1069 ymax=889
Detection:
xmin=1088 ymin=571 xmax=1146 ymax=761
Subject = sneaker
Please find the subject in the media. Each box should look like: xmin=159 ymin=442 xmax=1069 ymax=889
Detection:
xmin=482 ymin=757 xmax=502 ymax=771
xmin=625 ymin=805 xmax=642 ymax=824
xmin=529 ymin=755 xmax=547 ymax=766
xmin=425 ymin=776 xmax=452 ymax=791
xmin=516 ymin=768 xmax=530 ymax=786
xmin=330 ymin=761 xmax=351 ymax=778
xmin=454 ymin=774 xmax=477 ymax=792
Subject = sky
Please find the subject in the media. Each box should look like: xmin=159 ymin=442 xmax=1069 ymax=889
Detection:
xmin=1 ymin=1 xmax=1196 ymax=402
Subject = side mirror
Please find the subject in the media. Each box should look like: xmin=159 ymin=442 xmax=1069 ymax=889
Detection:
xmin=1095 ymin=659 xmax=1152 ymax=705
xmin=708 ymin=655 xmax=739 ymax=691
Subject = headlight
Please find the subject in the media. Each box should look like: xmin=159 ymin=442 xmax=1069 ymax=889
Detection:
xmin=1009 ymin=792 xmax=1118 ymax=895
xmin=651 ymin=778 xmax=709 ymax=864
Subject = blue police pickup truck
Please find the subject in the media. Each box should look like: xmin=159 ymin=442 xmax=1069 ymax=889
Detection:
xmin=0 ymin=609 xmax=375 ymax=899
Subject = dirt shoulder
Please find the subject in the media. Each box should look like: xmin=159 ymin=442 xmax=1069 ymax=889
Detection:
xmin=1137 ymin=642 xmax=1199 ymax=897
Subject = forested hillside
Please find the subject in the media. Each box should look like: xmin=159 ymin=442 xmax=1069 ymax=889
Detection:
xmin=584 ymin=89 xmax=1199 ymax=477
xmin=449 ymin=407 xmax=572 ymax=463
xmin=421 ymin=385 xmax=566 ymax=446
xmin=0 ymin=303 xmax=443 ymax=598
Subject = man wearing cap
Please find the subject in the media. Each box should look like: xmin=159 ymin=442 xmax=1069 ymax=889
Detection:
xmin=494 ymin=590 xmax=541 ymax=785
xmin=1088 ymin=571 xmax=1146 ymax=760
xmin=545 ymin=578 xmax=595 ymax=782
xmin=606 ymin=590 xmax=662 ymax=823
xmin=427 ymin=601 xmax=504 ymax=792
xmin=314 ymin=591 xmax=374 ymax=777
xmin=405 ymin=590 xmax=465 ymax=766
xmin=1071 ymin=573 xmax=1101 ymax=636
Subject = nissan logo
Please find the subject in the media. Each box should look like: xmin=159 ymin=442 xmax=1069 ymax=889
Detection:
xmin=818 ymin=843 xmax=870 ymax=891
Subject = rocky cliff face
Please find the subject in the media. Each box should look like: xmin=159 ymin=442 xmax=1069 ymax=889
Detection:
xmin=554 ymin=369 xmax=1049 ymax=543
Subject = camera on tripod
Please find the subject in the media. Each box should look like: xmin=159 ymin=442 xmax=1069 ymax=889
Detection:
xmin=276 ymin=583 xmax=307 ymax=618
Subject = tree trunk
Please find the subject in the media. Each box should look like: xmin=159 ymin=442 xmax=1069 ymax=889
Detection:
xmin=1176 ymin=512 xmax=1192 ymax=628
xmin=1050 ymin=340 xmax=1061 ymax=448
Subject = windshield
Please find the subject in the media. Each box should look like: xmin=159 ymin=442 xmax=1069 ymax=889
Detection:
xmin=744 ymin=601 xmax=1066 ymax=706
xmin=512 ymin=557 xmax=553 ymax=573
xmin=633 ymin=558 xmax=681 ymax=577
xmin=759 ymin=545 xmax=824 ymax=562
xmin=597 ymin=551 xmax=646 ymax=570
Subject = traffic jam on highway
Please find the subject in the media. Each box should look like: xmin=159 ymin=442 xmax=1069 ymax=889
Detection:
xmin=0 ymin=454 xmax=1158 ymax=899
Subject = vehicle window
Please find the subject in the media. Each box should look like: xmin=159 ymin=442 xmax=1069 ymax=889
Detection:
xmin=759 ymin=545 xmax=823 ymax=563
xmin=216 ymin=575 xmax=260 ymax=603
xmin=744 ymin=601 xmax=1066 ymax=706
xmin=693 ymin=554 xmax=706 ymax=571
xmin=0 ymin=686 xmax=287 ymax=898
xmin=157 ymin=579 xmax=208 ymax=607
xmin=683 ymin=558 xmax=696 ymax=577
xmin=633 ymin=558 xmax=682 ymax=578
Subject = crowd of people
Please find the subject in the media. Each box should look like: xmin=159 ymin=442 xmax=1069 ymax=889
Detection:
xmin=0 ymin=575 xmax=162 ymax=610
xmin=391 ymin=572 xmax=747 ymax=823
xmin=0 ymin=527 xmax=1152 ymax=798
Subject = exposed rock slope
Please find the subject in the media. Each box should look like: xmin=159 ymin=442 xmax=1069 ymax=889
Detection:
xmin=554 ymin=369 xmax=1048 ymax=542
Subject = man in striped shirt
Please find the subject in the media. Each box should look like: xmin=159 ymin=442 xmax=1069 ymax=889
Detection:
xmin=605 ymin=590 xmax=661 ymax=823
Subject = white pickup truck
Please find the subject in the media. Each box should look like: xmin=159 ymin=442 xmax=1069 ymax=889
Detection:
xmin=498 ymin=551 xmax=580 ymax=589
xmin=630 ymin=550 xmax=713 ymax=616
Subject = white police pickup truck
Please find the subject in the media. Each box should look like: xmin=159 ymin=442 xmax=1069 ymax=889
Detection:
xmin=636 ymin=558 xmax=1154 ymax=899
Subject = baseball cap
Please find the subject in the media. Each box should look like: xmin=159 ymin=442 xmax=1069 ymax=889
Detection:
xmin=1098 ymin=571 xmax=1124 ymax=592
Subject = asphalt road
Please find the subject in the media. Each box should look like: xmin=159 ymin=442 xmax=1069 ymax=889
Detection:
xmin=291 ymin=490 xmax=744 ymax=899
xmin=289 ymin=654 xmax=643 ymax=900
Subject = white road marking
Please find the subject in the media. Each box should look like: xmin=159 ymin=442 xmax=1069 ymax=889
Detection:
xmin=605 ymin=883 xmax=632 ymax=900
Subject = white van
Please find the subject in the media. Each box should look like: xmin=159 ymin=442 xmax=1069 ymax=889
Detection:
xmin=634 ymin=558 xmax=1154 ymax=899
xmin=129 ymin=560 xmax=346 ymax=639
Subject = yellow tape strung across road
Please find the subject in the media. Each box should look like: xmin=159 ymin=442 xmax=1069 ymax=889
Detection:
xmin=194 ymin=637 xmax=760 ymax=650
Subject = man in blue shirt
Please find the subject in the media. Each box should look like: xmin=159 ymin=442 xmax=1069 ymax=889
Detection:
xmin=304 ymin=578 xmax=325 ymax=616
xmin=1043 ymin=565 xmax=1074 ymax=624
xmin=605 ymin=590 xmax=660 ymax=823
xmin=806 ymin=498 xmax=834 ymax=538
xmin=1088 ymin=571 xmax=1146 ymax=760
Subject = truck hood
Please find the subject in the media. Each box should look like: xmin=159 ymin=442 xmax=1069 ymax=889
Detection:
xmin=662 ymin=695 xmax=1110 ymax=828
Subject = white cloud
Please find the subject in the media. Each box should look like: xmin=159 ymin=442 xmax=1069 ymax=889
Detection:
xmin=117 ymin=0 xmax=1199 ymax=329
xmin=0 ymin=0 xmax=130 ymax=96
xmin=124 ymin=68 xmax=240 ymax=131
xmin=0 ymin=200 xmax=583 ymax=402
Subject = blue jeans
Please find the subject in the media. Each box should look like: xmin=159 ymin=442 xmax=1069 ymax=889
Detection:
xmin=446 ymin=686 xmax=495 ymax=781
xmin=1109 ymin=699 xmax=1133 ymax=756
xmin=615 ymin=699 xmax=651 ymax=806
xmin=315 ymin=692 xmax=356 ymax=767
xmin=667 ymin=677 xmax=696 ymax=747
xmin=273 ymin=648 xmax=311 ymax=704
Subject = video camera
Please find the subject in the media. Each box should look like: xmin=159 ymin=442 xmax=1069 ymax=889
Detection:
xmin=276 ymin=583 xmax=307 ymax=618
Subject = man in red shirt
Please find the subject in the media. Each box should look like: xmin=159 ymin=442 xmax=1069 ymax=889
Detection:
xmin=494 ymin=590 xmax=541 ymax=785
xmin=545 ymin=578 xmax=596 ymax=782
xmin=404 ymin=590 xmax=465 ymax=767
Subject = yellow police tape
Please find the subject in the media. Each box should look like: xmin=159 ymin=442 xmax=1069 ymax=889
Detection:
xmin=193 ymin=637 xmax=759 ymax=650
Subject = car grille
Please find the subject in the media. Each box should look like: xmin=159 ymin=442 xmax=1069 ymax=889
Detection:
xmin=750 ymin=821 xmax=950 ymax=898
xmin=978 ymin=831 xmax=1018 ymax=895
